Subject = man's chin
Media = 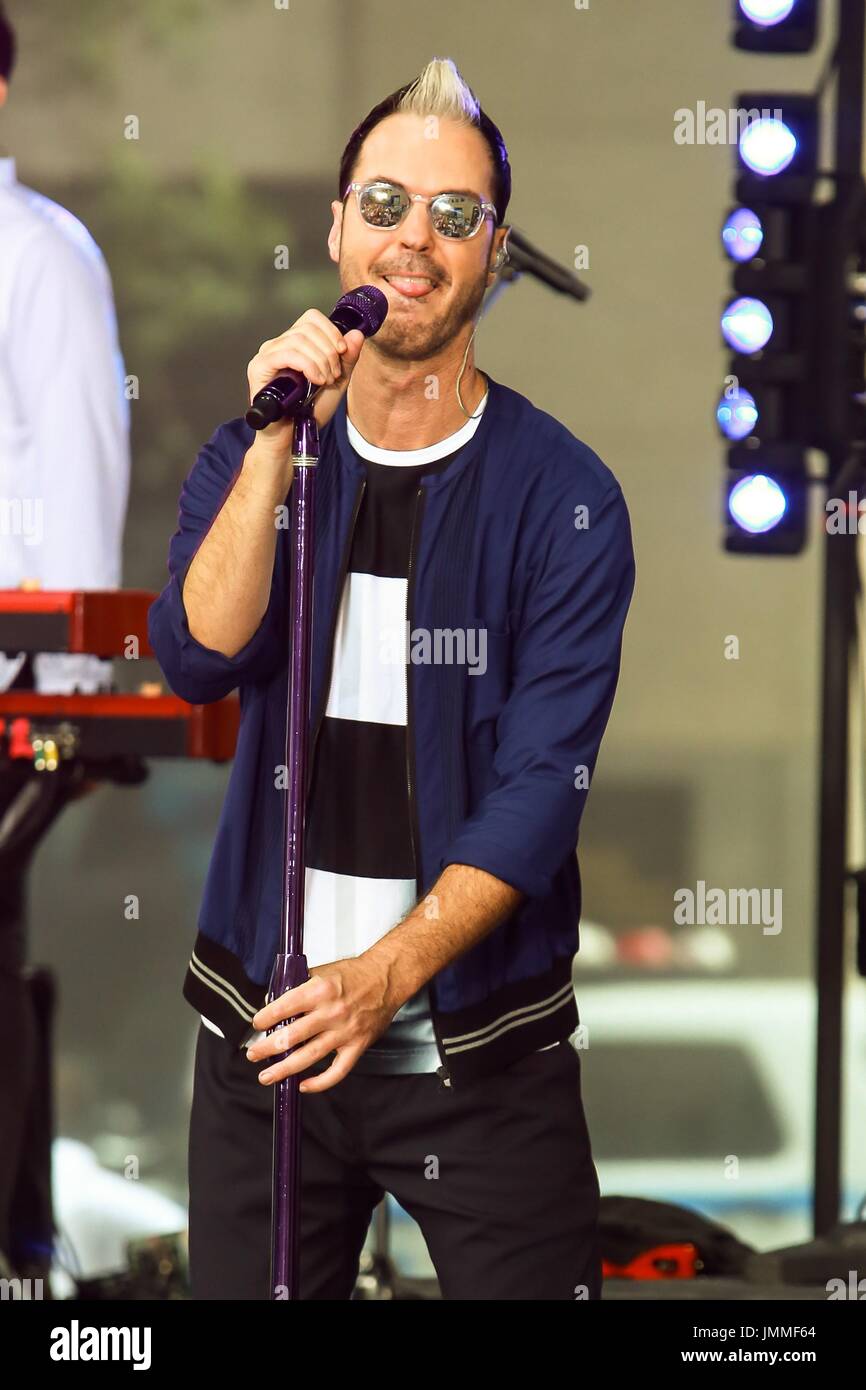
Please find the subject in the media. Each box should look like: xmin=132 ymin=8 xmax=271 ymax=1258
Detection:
xmin=374 ymin=321 xmax=455 ymax=362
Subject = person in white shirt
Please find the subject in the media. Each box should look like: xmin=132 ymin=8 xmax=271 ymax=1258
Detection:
xmin=0 ymin=4 xmax=130 ymax=696
xmin=0 ymin=2 xmax=130 ymax=1284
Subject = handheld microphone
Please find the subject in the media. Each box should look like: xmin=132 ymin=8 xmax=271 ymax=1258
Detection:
xmin=245 ymin=285 xmax=388 ymax=431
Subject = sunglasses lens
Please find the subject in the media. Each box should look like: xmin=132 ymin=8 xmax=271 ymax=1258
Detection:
xmin=431 ymin=194 xmax=482 ymax=238
xmin=358 ymin=183 xmax=409 ymax=228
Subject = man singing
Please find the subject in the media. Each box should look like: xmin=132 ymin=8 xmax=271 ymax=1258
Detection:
xmin=149 ymin=56 xmax=634 ymax=1301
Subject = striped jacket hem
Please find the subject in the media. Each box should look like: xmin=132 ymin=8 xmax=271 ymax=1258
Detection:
xmin=182 ymin=931 xmax=578 ymax=1087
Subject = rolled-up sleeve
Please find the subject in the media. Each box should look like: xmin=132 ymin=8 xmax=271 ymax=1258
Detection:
xmin=440 ymin=478 xmax=635 ymax=899
xmin=147 ymin=427 xmax=288 ymax=704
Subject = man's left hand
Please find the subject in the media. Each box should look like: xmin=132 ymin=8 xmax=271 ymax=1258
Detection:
xmin=246 ymin=955 xmax=398 ymax=1093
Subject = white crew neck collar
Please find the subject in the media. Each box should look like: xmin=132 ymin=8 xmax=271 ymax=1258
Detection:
xmin=346 ymin=389 xmax=488 ymax=466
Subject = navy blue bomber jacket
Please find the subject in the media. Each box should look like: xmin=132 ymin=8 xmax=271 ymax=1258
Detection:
xmin=147 ymin=375 xmax=635 ymax=1087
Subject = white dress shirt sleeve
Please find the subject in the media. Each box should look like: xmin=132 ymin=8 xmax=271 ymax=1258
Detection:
xmin=4 ymin=225 xmax=130 ymax=693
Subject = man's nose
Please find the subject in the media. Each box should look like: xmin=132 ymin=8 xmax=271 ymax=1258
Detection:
xmin=397 ymin=199 xmax=433 ymax=250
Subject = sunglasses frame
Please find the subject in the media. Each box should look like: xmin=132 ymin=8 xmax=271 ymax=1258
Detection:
xmin=342 ymin=179 xmax=498 ymax=241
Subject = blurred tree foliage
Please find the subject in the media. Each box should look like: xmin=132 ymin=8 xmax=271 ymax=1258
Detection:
xmin=24 ymin=0 xmax=231 ymax=93
xmin=87 ymin=151 xmax=334 ymax=498
xmin=95 ymin=156 xmax=331 ymax=363
xmin=20 ymin=1 xmax=337 ymax=584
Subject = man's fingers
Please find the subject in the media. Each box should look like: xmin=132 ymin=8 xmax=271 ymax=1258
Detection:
xmin=248 ymin=998 xmax=340 ymax=1058
xmin=272 ymin=312 xmax=348 ymax=374
xmin=258 ymin=335 xmax=335 ymax=388
xmin=247 ymin=1014 xmax=318 ymax=1060
xmin=266 ymin=325 xmax=343 ymax=384
xmin=298 ymin=321 xmax=348 ymax=378
xmin=252 ymin=975 xmax=321 ymax=1031
xmin=297 ymin=307 xmax=349 ymax=354
xmin=297 ymin=1050 xmax=358 ymax=1094
xmin=256 ymin=1035 xmax=342 ymax=1085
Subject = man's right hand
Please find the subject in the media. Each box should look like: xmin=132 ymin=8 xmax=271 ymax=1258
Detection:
xmin=245 ymin=308 xmax=366 ymax=477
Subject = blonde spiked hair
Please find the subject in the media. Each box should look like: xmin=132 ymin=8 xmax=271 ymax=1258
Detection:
xmin=395 ymin=56 xmax=481 ymax=124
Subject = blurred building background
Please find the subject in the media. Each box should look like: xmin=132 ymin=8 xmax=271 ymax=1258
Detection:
xmin=3 ymin=0 xmax=864 ymax=1281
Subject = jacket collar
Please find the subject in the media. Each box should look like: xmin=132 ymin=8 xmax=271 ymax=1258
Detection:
xmin=332 ymin=373 xmax=501 ymax=491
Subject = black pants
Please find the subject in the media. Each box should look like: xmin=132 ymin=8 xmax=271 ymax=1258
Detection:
xmin=188 ymin=1024 xmax=602 ymax=1300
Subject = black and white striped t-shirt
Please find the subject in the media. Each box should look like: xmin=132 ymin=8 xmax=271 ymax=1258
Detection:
xmin=300 ymin=399 xmax=489 ymax=1074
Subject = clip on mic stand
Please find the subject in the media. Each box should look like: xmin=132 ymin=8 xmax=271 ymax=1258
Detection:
xmin=268 ymin=404 xmax=318 ymax=1300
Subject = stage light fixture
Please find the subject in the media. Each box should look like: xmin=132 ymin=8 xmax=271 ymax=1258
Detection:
xmin=740 ymin=0 xmax=796 ymax=27
xmin=717 ymin=387 xmax=759 ymax=440
xmin=733 ymin=0 xmax=820 ymax=53
xmin=739 ymin=116 xmax=798 ymax=175
xmin=729 ymin=472 xmax=788 ymax=531
xmin=722 ymin=296 xmax=774 ymax=353
xmin=724 ymin=444 xmax=809 ymax=554
xmin=722 ymin=207 xmax=764 ymax=262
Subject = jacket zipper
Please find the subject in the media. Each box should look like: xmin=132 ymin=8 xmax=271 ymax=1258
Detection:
xmin=405 ymin=483 xmax=452 ymax=1090
xmin=307 ymin=476 xmax=366 ymax=799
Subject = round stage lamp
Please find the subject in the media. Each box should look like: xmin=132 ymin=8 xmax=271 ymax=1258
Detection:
xmin=729 ymin=474 xmax=788 ymax=533
xmin=721 ymin=297 xmax=773 ymax=353
xmin=739 ymin=118 xmax=798 ymax=176
xmin=739 ymin=0 xmax=796 ymax=25
xmin=722 ymin=208 xmax=764 ymax=262
xmin=717 ymin=388 xmax=758 ymax=441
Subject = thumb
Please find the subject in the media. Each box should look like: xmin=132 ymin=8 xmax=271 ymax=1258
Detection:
xmin=341 ymin=327 xmax=366 ymax=369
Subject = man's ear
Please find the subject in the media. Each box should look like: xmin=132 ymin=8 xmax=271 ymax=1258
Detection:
xmin=488 ymin=225 xmax=511 ymax=278
xmin=0 ymin=78 xmax=8 ymax=111
xmin=327 ymin=200 xmax=344 ymax=265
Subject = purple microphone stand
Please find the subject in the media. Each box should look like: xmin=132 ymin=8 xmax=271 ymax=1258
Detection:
xmin=268 ymin=403 xmax=317 ymax=1300
xmin=245 ymin=285 xmax=389 ymax=1301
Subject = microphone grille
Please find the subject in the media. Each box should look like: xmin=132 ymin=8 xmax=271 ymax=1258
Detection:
xmin=334 ymin=284 xmax=389 ymax=337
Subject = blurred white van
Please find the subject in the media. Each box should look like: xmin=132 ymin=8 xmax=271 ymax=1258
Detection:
xmin=575 ymin=976 xmax=866 ymax=1251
